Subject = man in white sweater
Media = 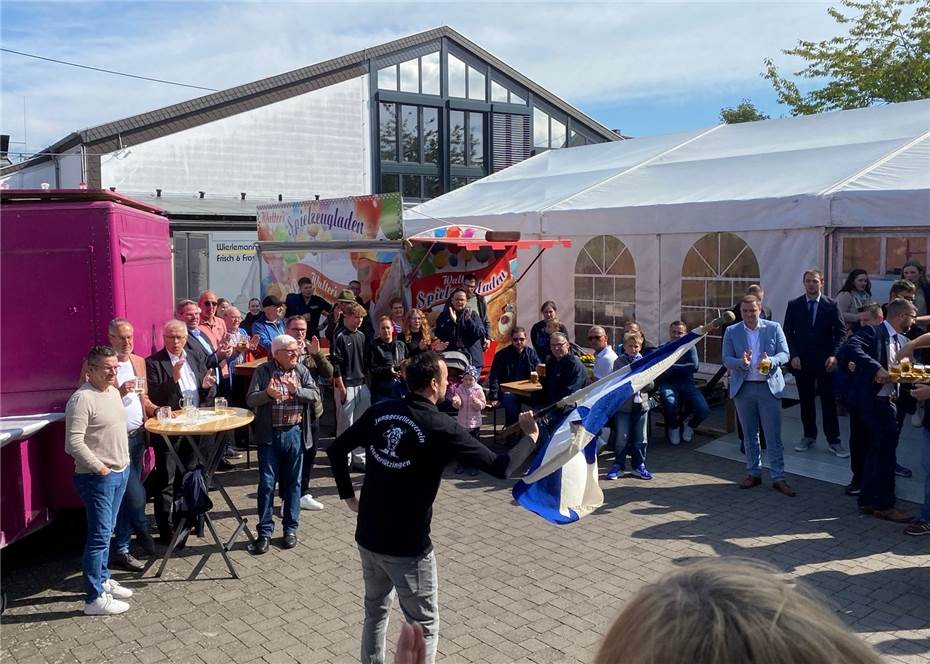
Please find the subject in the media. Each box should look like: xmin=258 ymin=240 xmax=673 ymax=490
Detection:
xmin=65 ymin=345 xmax=137 ymax=615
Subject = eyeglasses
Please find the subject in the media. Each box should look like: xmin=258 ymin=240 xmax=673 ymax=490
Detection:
xmin=276 ymin=349 xmax=300 ymax=355
xmin=164 ymin=334 xmax=186 ymax=340
xmin=512 ymin=337 xmax=526 ymax=342
xmin=202 ymin=301 xmax=217 ymax=307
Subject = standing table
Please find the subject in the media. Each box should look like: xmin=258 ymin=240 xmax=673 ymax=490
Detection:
xmin=144 ymin=407 xmax=255 ymax=579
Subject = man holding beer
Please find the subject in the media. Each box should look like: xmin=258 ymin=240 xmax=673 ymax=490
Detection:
xmin=722 ymin=295 xmax=795 ymax=496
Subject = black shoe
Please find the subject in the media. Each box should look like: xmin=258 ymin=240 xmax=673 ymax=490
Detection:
xmin=111 ymin=551 xmax=145 ymax=573
xmin=217 ymin=459 xmax=236 ymax=471
xmin=137 ymin=531 xmax=156 ymax=555
xmin=844 ymin=483 xmax=861 ymax=496
xmin=250 ymin=536 xmax=270 ymax=555
xmin=224 ymin=450 xmax=244 ymax=460
xmin=282 ymin=533 xmax=298 ymax=549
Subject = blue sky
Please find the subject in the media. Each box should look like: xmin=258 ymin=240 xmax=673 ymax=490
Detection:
xmin=1 ymin=1 xmax=845 ymax=155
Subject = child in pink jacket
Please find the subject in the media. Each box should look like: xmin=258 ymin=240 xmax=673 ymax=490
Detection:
xmin=452 ymin=367 xmax=486 ymax=476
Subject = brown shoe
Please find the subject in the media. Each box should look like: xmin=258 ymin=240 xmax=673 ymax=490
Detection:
xmin=739 ymin=475 xmax=762 ymax=489
xmin=772 ymin=480 xmax=796 ymax=497
xmin=873 ymin=508 xmax=912 ymax=523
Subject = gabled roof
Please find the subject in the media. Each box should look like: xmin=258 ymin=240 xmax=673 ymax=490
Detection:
xmin=405 ymin=99 xmax=930 ymax=234
xmin=2 ymin=26 xmax=618 ymax=176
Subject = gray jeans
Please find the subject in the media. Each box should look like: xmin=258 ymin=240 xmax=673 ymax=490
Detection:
xmin=358 ymin=544 xmax=439 ymax=664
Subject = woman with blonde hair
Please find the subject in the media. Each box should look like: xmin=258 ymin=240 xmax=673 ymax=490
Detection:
xmin=594 ymin=558 xmax=882 ymax=664
xmin=403 ymin=308 xmax=447 ymax=356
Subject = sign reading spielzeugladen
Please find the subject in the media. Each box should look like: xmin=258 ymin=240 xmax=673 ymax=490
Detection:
xmin=256 ymin=193 xmax=403 ymax=243
xmin=255 ymin=194 xmax=404 ymax=316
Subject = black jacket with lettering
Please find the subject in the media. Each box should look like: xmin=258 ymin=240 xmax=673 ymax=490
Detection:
xmin=327 ymin=393 xmax=516 ymax=556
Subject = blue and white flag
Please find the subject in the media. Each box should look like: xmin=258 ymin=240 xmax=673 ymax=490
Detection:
xmin=512 ymin=325 xmax=710 ymax=524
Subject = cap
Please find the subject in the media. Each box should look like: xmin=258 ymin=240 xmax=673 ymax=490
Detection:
xmin=336 ymin=289 xmax=357 ymax=303
xmin=262 ymin=295 xmax=283 ymax=307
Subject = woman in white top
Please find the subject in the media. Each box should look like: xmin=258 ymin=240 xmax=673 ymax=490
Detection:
xmin=835 ymin=269 xmax=873 ymax=332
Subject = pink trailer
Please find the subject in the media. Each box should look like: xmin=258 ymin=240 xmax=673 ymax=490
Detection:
xmin=0 ymin=189 xmax=173 ymax=548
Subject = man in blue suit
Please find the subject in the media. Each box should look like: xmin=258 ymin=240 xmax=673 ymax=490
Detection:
xmin=783 ymin=269 xmax=847 ymax=456
xmin=723 ymin=295 xmax=795 ymax=496
xmin=838 ymin=298 xmax=916 ymax=523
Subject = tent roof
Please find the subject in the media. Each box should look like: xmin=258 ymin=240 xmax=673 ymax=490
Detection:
xmin=406 ymin=99 xmax=930 ymax=233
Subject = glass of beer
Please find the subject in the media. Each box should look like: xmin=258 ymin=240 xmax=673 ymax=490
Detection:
xmin=529 ymin=371 xmax=539 ymax=384
xmin=214 ymin=397 xmax=228 ymax=415
xmin=758 ymin=356 xmax=772 ymax=376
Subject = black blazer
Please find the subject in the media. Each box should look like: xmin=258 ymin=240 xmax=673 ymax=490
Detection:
xmin=146 ymin=348 xmax=216 ymax=410
xmin=837 ymin=324 xmax=891 ymax=408
xmin=783 ymin=294 xmax=846 ymax=368
xmin=185 ymin=333 xmax=220 ymax=370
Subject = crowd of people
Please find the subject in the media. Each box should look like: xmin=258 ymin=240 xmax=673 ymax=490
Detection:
xmin=64 ymin=261 xmax=929 ymax=643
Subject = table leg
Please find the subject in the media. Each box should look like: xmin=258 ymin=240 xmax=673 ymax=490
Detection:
xmin=154 ymin=515 xmax=188 ymax=578
xmin=203 ymin=514 xmax=239 ymax=579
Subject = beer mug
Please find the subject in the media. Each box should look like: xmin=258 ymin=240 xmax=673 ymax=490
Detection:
xmin=529 ymin=371 xmax=539 ymax=384
xmin=131 ymin=376 xmax=145 ymax=396
xmin=157 ymin=406 xmax=173 ymax=423
xmin=758 ymin=356 xmax=772 ymax=376
xmin=214 ymin=397 xmax=228 ymax=415
xmin=180 ymin=396 xmax=196 ymax=423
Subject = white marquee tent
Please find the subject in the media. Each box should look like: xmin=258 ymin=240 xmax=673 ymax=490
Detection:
xmin=405 ymin=99 xmax=930 ymax=365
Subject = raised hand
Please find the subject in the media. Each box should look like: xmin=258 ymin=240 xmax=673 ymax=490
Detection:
xmin=307 ymin=335 xmax=321 ymax=355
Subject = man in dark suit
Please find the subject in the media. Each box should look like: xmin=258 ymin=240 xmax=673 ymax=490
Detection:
xmin=838 ymin=298 xmax=916 ymax=523
xmin=783 ymin=269 xmax=847 ymax=456
xmin=286 ymin=277 xmax=332 ymax=337
xmin=146 ymin=320 xmax=217 ymax=541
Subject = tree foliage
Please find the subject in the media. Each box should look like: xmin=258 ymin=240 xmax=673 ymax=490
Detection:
xmin=763 ymin=0 xmax=930 ymax=115
xmin=719 ymin=99 xmax=771 ymax=123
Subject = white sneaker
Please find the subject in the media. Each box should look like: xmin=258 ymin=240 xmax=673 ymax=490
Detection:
xmin=102 ymin=579 xmax=133 ymax=599
xmin=682 ymin=425 xmax=694 ymax=443
xmin=84 ymin=593 xmax=129 ymax=616
xmin=300 ymin=494 xmax=324 ymax=511
xmin=668 ymin=428 xmax=681 ymax=446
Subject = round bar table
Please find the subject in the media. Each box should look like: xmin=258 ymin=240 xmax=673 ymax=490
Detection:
xmin=145 ymin=407 xmax=255 ymax=579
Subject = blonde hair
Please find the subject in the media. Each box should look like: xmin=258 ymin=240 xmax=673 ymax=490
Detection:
xmin=622 ymin=332 xmax=643 ymax=348
xmin=594 ymin=559 xmax=882 ymax=664
xmin=403 ymin=308 xmax=433 ymax=345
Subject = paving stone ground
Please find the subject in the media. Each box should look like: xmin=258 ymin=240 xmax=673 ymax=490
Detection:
xmin=2 ymin=435 xmax=928 ymax=664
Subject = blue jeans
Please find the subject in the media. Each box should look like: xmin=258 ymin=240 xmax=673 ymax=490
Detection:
xmin=73 ymin=468 xmax=129 ymax=603
xmin=500 ymin=393 xmax=522 ymax=427
xmin=257 ymin=425 xmax=303 ymax=537
xmin=114 ymin=430 xmax=147 ymax=555
xmin=658 ymin=382 xmax=710 ymax=429
xmin=612 ymin=405 xmax=648 ymax=468
xmin=359 ymin=545 xmax=439 ymax=664
xmin=733 ymin=381 xmax=785 ymax=481
xmin=921 ymin=428 xmax=930 ymax=522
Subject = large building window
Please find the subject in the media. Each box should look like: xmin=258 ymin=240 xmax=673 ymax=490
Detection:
xmin=681 ymin=232 xmax=760 ymax=363
xmin=448 ymin=54 xmax=487 ymax=101
xmin=379 ymin=102 xmax=442 ymax=202
xmin=533 ymin=107 xmax=567 ymax=150
xmin=450 ymin=110 xmax=485 ymax=169
xmin=378 ymin=52 xmax=441 ymax=96
xmin=574 ymin=235 xmax=636 ymax=345
xmin=841 ymin=234 xmax=928 ymax=278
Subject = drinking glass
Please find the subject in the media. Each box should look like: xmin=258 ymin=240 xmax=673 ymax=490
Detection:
xmin=157 ymin=406 xmax=172 ymax=423
xmin=214 ymin=397 xmax=228 ymax=414
xmin=758 ymin=357 xmax=772 ymax=375
xmin=132 ymin=376 xmax=146 ymax=396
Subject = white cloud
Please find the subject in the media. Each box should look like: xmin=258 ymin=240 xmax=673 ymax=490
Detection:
xmin=1 ymin=1 xmax=845 ymax=153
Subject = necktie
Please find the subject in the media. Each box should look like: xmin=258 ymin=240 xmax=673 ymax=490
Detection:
xmin=807 ymin=299 xmax=816 ymax=325
xmin=891 ymin=334 xmax=901 ymax=397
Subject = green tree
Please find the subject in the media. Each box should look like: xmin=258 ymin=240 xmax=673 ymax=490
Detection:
xmin=720 ymin=99 xmax=771 ymax=123
xmin=763 ymin=0 xmax=930 ymax=115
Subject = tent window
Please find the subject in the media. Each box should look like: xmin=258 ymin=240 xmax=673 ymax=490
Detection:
xmin=838 ymin=234 xmax=928 ymax=285
xmin=574 ymin=235 xmax=636 ymax=345
xmin=681 ymin=232 xmax=760 ymax=364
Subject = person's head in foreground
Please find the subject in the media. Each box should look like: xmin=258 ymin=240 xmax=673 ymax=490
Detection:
xmin=593 ymin=558 xmax=882 ymax=664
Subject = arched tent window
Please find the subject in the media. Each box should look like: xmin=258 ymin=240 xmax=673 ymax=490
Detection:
xmin=681 ymin=232 xmax=760 ymax=363
xmin=574 ymin=235 xmax=636 ymax=346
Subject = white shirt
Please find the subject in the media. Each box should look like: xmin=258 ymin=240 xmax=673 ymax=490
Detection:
xmin=593 ymin=345 xmax=618 ymax=380
xmin=168 ymin=351 xmax=199 ymax=407
xmin=743 ymin=323 xmax=766 ymax=381
xmin=879 ymin=320 xmax=904 ymax=397
xmin=116 ymin=359 xmax=144 ymax=430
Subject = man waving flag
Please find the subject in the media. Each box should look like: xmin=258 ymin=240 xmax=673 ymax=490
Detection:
xmin=513 ymin=312 xmax=734 ymax=524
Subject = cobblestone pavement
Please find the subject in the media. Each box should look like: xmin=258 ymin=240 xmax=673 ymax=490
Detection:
xmin=2 ymin=438 xmax=928 ymax=664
